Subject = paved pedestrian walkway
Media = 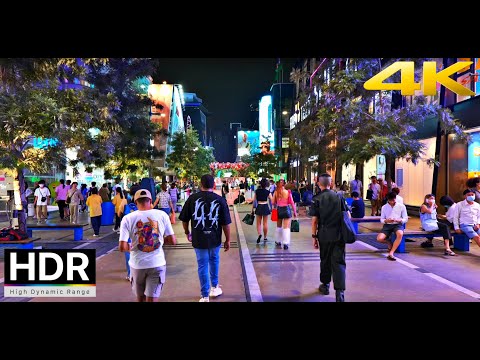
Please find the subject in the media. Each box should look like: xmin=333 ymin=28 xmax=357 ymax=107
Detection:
xmin=235 ymin=203 xmax=480 ymax=302
xmin=0 ymin=208 xmax=246 ymax=302
xmin=2 ymin=200 xmax=480 ymax=302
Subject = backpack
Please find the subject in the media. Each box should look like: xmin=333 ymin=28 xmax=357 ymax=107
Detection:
xmin=292 ymin=191 xmax=301 ymax=203
xmin=337 ymin=194 xmax=356 ymax=244
xmin=304 ymin=192 xmax=313 ymax=205
xmin=124 ymin=202 xmax=138 ymax=215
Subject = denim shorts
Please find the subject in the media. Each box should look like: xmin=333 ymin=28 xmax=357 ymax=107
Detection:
xmin=459 ymin=224 xmax=480 ymax=240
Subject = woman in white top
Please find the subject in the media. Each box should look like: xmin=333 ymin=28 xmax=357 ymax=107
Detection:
xmin=420 ymin=194 xmax=455 ymax=256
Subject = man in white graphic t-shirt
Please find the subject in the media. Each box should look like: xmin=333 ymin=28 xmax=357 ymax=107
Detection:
xmin=119 ymin=189 xmax=176 ymax=302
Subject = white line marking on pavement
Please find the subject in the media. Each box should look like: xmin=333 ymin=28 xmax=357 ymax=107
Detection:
xmin=393 ymin=257 xmax=420 ymax=270
xmin=96 ymin=247 xmax=117 ymax=261
xmin=424 ymin=273 xmax=480 ymax=299
xmin=356 ymin=241 xmax=379 ymax=252
xmin=357 ymin=240 xmax=419 ymax=269
xmin=357 ymin=240 xmax=480 ymax=299
xmin=73 ymin=242 xmax=91 ymax=249
xmin=233 ymin=206 xmax=263 ymax=302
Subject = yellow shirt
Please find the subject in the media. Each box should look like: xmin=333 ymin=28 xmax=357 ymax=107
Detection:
xmin=112 ymin=194 xmax=127 ymax=216
xmin=86 ymin=194 xmax=103 ymax=217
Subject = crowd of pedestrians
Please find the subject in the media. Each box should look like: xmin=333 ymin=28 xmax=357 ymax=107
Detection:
xmin=25 ymin=171 xmax=480 ymax=303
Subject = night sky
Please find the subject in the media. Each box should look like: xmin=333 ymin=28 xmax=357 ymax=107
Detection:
xmin=153 ymin=58 xmax=295 ymax=162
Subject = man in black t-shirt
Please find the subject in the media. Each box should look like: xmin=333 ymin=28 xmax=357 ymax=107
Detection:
xmin=179 ymin=174 xmax=232 ymax=302
xmin=221 ymin=180 xmax=229 ymax=199
xmin=309 ymin=173 xmax=346 ymax=302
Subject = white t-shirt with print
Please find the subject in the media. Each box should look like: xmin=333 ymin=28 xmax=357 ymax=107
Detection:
xmin=119 ymin=209 xmax=174 ymax=269
xmin=34 ymin=187 xmax=51 ymax=206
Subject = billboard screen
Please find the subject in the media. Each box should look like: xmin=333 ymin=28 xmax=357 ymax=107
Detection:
xmin=167 ymin=85 xmax=185 ymax=156
xmin=237 ymin=130 xmax=260 ymax=158
xmin=259 ymin=95 xmax=274 ymax=155
xmin=148 ymin=83 xmax=174 ymax=163
xmin=376 ymin=155 xmax=386 ymax=179
xmin=468 ymin=131 xmax=480 ymax=178
xmin=148 ymin=83 xmax=173 ymax=131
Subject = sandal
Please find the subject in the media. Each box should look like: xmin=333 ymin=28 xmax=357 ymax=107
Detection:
xmin=387 ymin=255 xmax=397 ymax=261
xmin=444 ymin=249 xmax=456 ymax=256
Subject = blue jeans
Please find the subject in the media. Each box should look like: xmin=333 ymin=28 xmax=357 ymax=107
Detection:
xmin=194 ymin=245 xmax=221 ymax=298
xmin=160 ymin=208 xmax=171 ymax=215
xmin=125 ymin=252 xmax=130 ymax=277
xmin=125 ymin=238 xmax=131 ymax=277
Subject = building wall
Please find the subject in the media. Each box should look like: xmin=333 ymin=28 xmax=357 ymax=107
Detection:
xmin=395 ymin=137 xmax=436 ymax=206
xmin=363 ymin=157 xmax=377 ymax=196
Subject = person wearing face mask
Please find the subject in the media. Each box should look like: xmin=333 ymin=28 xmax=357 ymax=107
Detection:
xmin=34 ymin=179 xmax=51 ymax=224
xmin=438 ymin=195 xmax=457 ymax=228
xmin=419 ymin=194 xmax=455 ymax=256
xmin=453 ymin=189 xmax=480 ymax=248
xmin=466 ymin=177 xmax=480 ymax=204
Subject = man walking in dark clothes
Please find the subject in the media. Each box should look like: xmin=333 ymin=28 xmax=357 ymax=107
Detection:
xmin=310 ymin=173 xmax=347 ymax=302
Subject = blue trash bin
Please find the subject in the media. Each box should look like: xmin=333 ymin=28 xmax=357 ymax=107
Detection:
xmin=101 ymin=201 xmax=115 ymax=226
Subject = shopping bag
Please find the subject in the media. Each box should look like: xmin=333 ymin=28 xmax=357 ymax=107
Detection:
xmin=290 ymin=219 xmax=300 ymax=232
xmin=271 ymin=208 xmax=278 ymax=221
xmin=169 ymin=212 xmax=176 ymax=224
xmin=242 ymin=212 xmax=254 ymax=225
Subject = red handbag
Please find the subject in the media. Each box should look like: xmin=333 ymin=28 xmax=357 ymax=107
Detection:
xmin=271 ymin=208 xmax=278 ymax=221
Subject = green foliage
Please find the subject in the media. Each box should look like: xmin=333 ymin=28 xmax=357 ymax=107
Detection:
xmin=0 ymin=58 xmax=118 ymax=175
xmin=243 ymin=152 xmax=279 ymax=179
xmin=84 ymin=59 xmax=160 ymax=178
xmin=291 ymin=58 xmax=470 ymax=178
xmin=167 ymin=128 xmax=216 ymax=180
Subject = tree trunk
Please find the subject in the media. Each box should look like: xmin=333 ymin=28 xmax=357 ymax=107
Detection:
xmin=14 ymin=168 xmax=28 ymax=233
xmin=355 ymin=162 xmax=364 ymax=197
xmin=355 ymin=162 xmax=363 ymax=178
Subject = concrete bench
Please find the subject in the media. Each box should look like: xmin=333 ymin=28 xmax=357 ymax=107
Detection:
xmin=357 ymin=229 xmax=469 ymax=253
xmin=26 ymin=222 xmax=88 ymax=241
xmin=0 ymin=237 xmax=41 ymax=249
xmin=351 ymin=216 xmax=381 ymax=234
xmin=401 ymin=230 xmax=469 ymax=253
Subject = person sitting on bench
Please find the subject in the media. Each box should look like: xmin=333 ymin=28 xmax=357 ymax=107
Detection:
xmin=376 ymin=192 xmax=408 ymax=261
xmin=437 ymin=195 xmax=458 ymax=245
xmin=419 ymin=194 xmax=455 ymax=256
xmin=350 ymin=192 xmax=365 ymax=219
xmin=453 ymin=189 xmax=480 ymax=249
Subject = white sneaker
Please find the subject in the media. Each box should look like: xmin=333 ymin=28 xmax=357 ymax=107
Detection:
xmin=199 ymin=296 xmax=210 ymax=302
xmin=209 ymin=285 xmax=223 ymax=297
